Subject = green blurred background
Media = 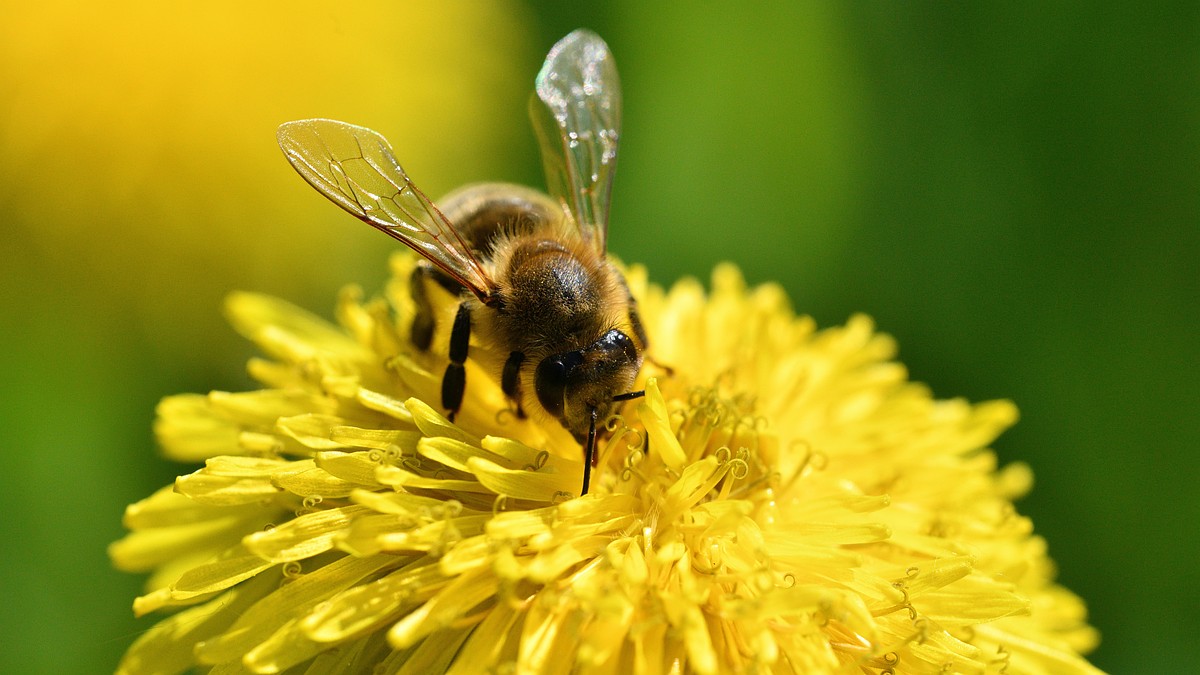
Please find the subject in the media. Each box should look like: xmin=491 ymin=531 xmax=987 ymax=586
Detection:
xmin=2 ymin=2 xmax=1194 ymax=672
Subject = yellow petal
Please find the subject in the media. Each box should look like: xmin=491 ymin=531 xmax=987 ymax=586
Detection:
xmin=244 ymin=505 xmax=372 ymax=562
xmin=196 ymin=554 xmax=396 ymax=663
xmin=225 ymin=291 xmax=371 ymax=363
xmin=388 ymin=567 xmax=498 ymax=648
xmin=637 ymin=379 xmax=686 ymax=472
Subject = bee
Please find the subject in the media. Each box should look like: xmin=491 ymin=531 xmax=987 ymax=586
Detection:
xmin=277 ymin=30 xmax=645 ymax=495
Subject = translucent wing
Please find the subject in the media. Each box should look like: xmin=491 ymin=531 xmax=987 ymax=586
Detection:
xmin=277 ymin=119 xmax=496 ymax=301
xmin=530 ymin=29 xmax=621 ymax=254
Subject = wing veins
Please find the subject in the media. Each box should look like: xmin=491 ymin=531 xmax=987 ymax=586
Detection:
xmin=324 ymin=128 xmax=478 ymax=273
xmin=277 ymin=119 xmax=496 ymax=301
xmin=355 ymin=143 xmax=478 ymax=263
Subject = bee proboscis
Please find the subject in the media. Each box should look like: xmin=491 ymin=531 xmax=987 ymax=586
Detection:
xmin=277 ymin=30 xmax=646 ymax=495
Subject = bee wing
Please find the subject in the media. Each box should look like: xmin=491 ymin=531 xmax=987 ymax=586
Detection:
xmin=277 ymin=119 xmax=496 ymax=301
xmin=530 ymin=29 xmax=621 ymax=254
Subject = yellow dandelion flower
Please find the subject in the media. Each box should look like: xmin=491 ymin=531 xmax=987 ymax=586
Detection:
xmin=111 ymin=251 xmax=1100 ymax=674
xmin=112 ymin=27 xmax=1099 ymax=675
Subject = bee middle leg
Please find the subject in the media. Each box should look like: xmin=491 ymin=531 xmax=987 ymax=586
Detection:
xmin=410 ymin=264 xmax=463 ymax=351
xmin=442 ymin=302 xmax=471 ymax=423
xmin=501 ymin=351 xmax=527 ymax=419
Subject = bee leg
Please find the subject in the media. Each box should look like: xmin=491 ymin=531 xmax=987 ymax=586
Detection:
xmin=411 ymin=264 xmax=467 ymax=351
xmin=410 ymin=266 xmax=436 ymax=351
xmin=501 ymin=351 xmax=527 ymax=419
xmin=442 ymin=302 xmax=471 ymax=423
xmin=628 ymin=304 xmax=649 ymax=350
xmin=628 ymin=304 xmax=674 ymax=375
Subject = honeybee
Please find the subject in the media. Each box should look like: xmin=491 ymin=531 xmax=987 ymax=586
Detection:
xmin=277 ymin=30 xmax=645 ymax=495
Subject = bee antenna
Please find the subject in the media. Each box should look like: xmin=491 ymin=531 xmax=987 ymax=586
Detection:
xmin=611 ymin=390 xmax=645 ymax=403
xmin=582 ymin=407 xmax=598 ymax=496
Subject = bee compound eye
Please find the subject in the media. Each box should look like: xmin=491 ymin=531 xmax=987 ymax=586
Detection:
xmin=597 ymin=329 xmax=638 ymax=364
xmin=535 ymin=351 xmax=583 ymax=420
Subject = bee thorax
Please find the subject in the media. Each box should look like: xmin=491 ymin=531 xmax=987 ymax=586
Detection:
xmin=496 ymin=240 xmax=607 ymax=348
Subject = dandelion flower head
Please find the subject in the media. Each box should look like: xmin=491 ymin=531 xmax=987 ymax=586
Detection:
xmin=111 ymin=250 xmax=1101 ymax=674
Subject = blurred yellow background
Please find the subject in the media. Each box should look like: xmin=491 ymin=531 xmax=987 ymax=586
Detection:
xmin=2 ymin=3 xmax=1195 ymax=672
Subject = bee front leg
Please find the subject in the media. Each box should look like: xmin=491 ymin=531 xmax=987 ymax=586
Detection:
xmin=442 ymin=303 xmax=471 ymax=423
xmin=628 ymin=304 xmax=649 ymax=351
xmin=629 ymin=303 xmax=674 ymax=376
xmin=501 ymin=351 xmax=527 ymax=419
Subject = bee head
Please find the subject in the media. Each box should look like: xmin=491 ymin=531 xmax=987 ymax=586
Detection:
xmin=534 ymin=328 xmax=641 ymax=440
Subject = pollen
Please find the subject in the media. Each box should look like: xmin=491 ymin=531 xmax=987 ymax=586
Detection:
xmin=111 ymin=252 xmax=1101 ymax=674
